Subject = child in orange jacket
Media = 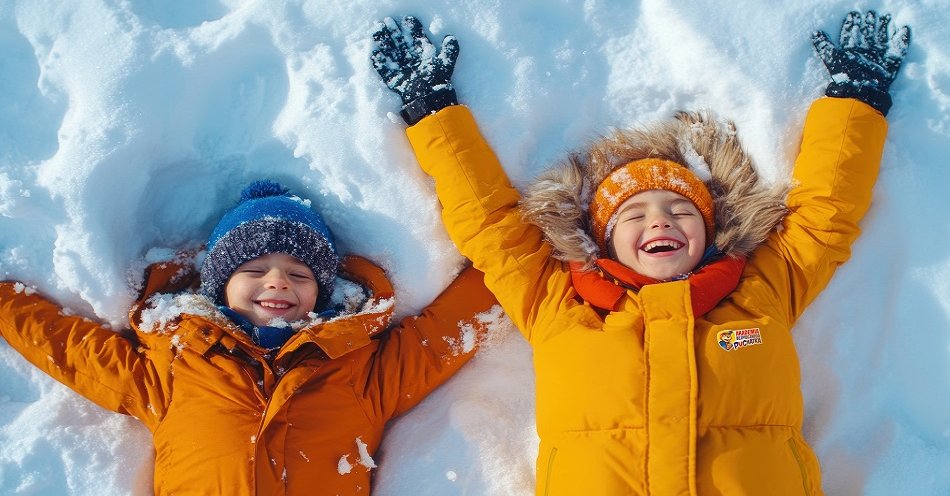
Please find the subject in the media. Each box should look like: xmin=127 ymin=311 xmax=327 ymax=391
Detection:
xmin=373 ymin=10 xmax=909 ymax=495
xmin=0 ymin=180 xmax=497 ymax=495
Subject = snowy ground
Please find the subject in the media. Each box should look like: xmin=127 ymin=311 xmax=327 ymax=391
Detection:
xmin=1 ymin=1 xmax=948 ymax=494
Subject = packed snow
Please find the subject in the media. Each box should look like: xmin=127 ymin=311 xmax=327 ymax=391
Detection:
xmin=1 ymin=1 xmax=948 ymax=495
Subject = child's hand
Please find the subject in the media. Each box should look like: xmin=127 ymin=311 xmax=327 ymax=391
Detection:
xmin=812 ymin=10 xmax=910 ymax=116
xmin=371 ymin=16 xmax=460 ymax=125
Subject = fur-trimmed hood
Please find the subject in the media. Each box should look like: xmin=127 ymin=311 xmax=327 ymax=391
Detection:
xmin=520 ymin=110 xmax=790 ymax=268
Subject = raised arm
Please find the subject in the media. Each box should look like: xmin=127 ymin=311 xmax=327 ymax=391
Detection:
xmin=371 ymin=17 xmax=579 ymax=341
xmin=749 ymin=10 xmax=910 ymax=322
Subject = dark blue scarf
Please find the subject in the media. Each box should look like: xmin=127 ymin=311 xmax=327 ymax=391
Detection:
xmin=219 ymin=305 xmax=343 ymax=350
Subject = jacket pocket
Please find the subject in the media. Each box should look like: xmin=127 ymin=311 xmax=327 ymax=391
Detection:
xmin=543 ymin=446 xmax=558 ymax=496
xmin=787 ymin=438 xmax=812 ymax=496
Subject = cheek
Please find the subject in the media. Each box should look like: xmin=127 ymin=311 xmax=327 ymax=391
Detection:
xmin=611 ymin=224 xmax=639 ymax=247
xmin=688 ymin=221 xmax=707 ymax=246
xmin=299 ymin=284 xmax=319 ymax=307
xmin=223 ymin=280 xmax=238 ymax=305
xmin=223 ymin=277 xmax=253 ymax=305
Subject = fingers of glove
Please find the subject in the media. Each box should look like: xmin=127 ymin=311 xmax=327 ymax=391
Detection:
xmin=403 ymin=16 xmax=434 ymax=59
xmin=371 ymin=49 xmax=399 ymax=83
xmin=438 ymin=35 xmax=460 ymax=77
xmin=840 ymin=11 xmax=861 ymax=49
xmin=887 ymin=25 xmax=911 ymax=59
xmin=371 ymin=24 xmax=403 ymax=82
xmin=380 ymin=16 xmax=415 ymax=61
xmin=371 ymin=20 xmax=397 ymax=54
xmin=812 ymin=31 xmax=838 ymax=67
xmin=884 ymin=25 xmax=911 ymax=75
xmin=860 ymin=11 xmax=878 ymax=50
xmin=874 ymin=13 xmax=892 ymax=50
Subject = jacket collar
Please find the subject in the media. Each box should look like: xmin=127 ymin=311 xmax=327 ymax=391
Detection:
xmin=130 ymin=254 xmax=395 ymax=360
xmin=568 ymin=253 xmax=746 ymax=317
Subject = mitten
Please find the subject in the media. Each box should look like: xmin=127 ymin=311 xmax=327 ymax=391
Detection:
xmin=371 ymin=16 xmax=459 ymax=125
xmin=812 ymin=10 xmax=911 ymax=116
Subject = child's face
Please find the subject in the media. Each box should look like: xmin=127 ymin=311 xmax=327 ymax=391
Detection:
xmin=224 ymin=253 xmax=319 ymax=327
xmin=608 ymin=189 xmax=707 ymax=281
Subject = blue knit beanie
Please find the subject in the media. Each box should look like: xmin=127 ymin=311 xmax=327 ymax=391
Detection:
xmin=199 ymin=180 xmax=340 ymax=309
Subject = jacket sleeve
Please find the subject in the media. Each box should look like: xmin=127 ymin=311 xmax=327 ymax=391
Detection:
xmin=368 ymin=266 xmax=498 ymax=418
xmin=745 ymin=97 xmax=888 ymax=324
xmin=406 ymin=105 xmax=578 ymax=341
xmin=0 ymin=282 xmax=162 ymax=421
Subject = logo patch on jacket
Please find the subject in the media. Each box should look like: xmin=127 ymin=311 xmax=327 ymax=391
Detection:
xmin=717 ymin=328 xmax=762 ymax=351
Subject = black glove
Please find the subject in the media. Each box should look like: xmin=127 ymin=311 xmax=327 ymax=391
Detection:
xmin=372 ymin=16 xmax=460 ymax=125
xmin=812 ymin=10 xmax=910 ymax=116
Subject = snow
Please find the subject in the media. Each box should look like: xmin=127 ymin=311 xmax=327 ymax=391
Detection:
xmin=0 ymin=1 xmax=948 ymax=495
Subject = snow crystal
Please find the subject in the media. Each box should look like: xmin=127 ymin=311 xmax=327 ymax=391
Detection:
xmin=288 ymin=195 xmax=311 ymax=208
xmin=266 ymin=317 xmax=289 ymax=328
xmin=11 ymin=282 xmax=36 ymax=295
xmin=361 ymin=296 xmax=395 ymax=316
xmin=330 ymin=277 xmax=369 ymax=314
xmin=831 ymin=71 xmax=851 ymax=84
xmin=337 ymin=455 xmax=354 ymax=475
xmin=428 ymin=16 xmax=445 ymax=35
xmin=137 ymin=294 xmax=216 ymax=333
xmin=143 ymin=247 xmax=178 ymax=264
xmin=679 ymin=135 xmax=712 ymax=182
xmin=445 ymin=304 xmax=508 ymax=355
xmin=446 ymin=470 xmax=458 ymax=482
xmin=169 ymin=335 xmax=185 ymax=353
xmin=355 ymin=437 xmax=377 ymax=470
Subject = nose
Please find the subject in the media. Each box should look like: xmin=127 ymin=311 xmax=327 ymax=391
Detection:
xmin=648 ymin=212 xmax=673 ymax=229
xmin=263 ymin=269 xmax=291 ymax=289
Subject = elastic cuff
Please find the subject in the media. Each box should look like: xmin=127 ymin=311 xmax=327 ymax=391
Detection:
xmin=400 ymin=87 xmax=459 ymax=125
xmin=825 ymin=83 xmax=892 ymax=116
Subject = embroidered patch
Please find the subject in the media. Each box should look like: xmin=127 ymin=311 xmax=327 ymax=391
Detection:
xmin=717 ymin=328 xmax=763 ymax=351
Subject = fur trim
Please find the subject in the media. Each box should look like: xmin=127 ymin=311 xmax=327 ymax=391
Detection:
xmin=520 ymin=110 xmax=789 ymax=268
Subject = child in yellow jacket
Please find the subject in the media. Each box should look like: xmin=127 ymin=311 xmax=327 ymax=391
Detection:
xmin=0 ymin=180 xmax=497 ymax=495
xmin=373 ymin=10 xmax=909 ymax=495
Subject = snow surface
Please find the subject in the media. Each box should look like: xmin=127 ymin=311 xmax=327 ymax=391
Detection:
xmin=1 ymin=1 xmax=948 ymax=494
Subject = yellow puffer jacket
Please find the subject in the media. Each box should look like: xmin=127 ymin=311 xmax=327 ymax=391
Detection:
xmin=407 ymin=98 xmax=887 ymax=495
xmin=0 ymin=254 xmax=496 ymax=495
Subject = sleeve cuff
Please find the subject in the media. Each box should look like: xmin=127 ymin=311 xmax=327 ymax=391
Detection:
xmin=401 ymin=87 xmax=459 ymax=125
xmin=825 ymin=83 xmax=892 ymax=117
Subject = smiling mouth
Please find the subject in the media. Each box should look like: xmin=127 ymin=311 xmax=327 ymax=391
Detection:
xmin=257 ymin=301 xmax=293 ymax=310
xmin=641 ymin=239 xmax=684 ymax=253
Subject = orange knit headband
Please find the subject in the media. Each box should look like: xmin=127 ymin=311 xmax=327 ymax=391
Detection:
xmin=589 ymin=158 xmax=715 ymax=254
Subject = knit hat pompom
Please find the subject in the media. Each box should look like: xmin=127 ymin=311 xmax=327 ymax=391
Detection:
xmin=589 ymin=158 xmax=715 ymax=254
xmin=199 ymin=180 xmax=340 ymax=309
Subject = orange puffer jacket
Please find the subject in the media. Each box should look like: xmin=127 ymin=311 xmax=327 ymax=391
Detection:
xmin=0 ymin=254 xmax=496 ymax=495
xmin=406 ymin=98 xmax=887 ymax=495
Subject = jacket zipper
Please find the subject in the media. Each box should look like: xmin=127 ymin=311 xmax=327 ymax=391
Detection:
xmin=787 ymin=439 xmax=812 ymax=496
xmin=543 ymin=447 xmax=558 ymax=496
